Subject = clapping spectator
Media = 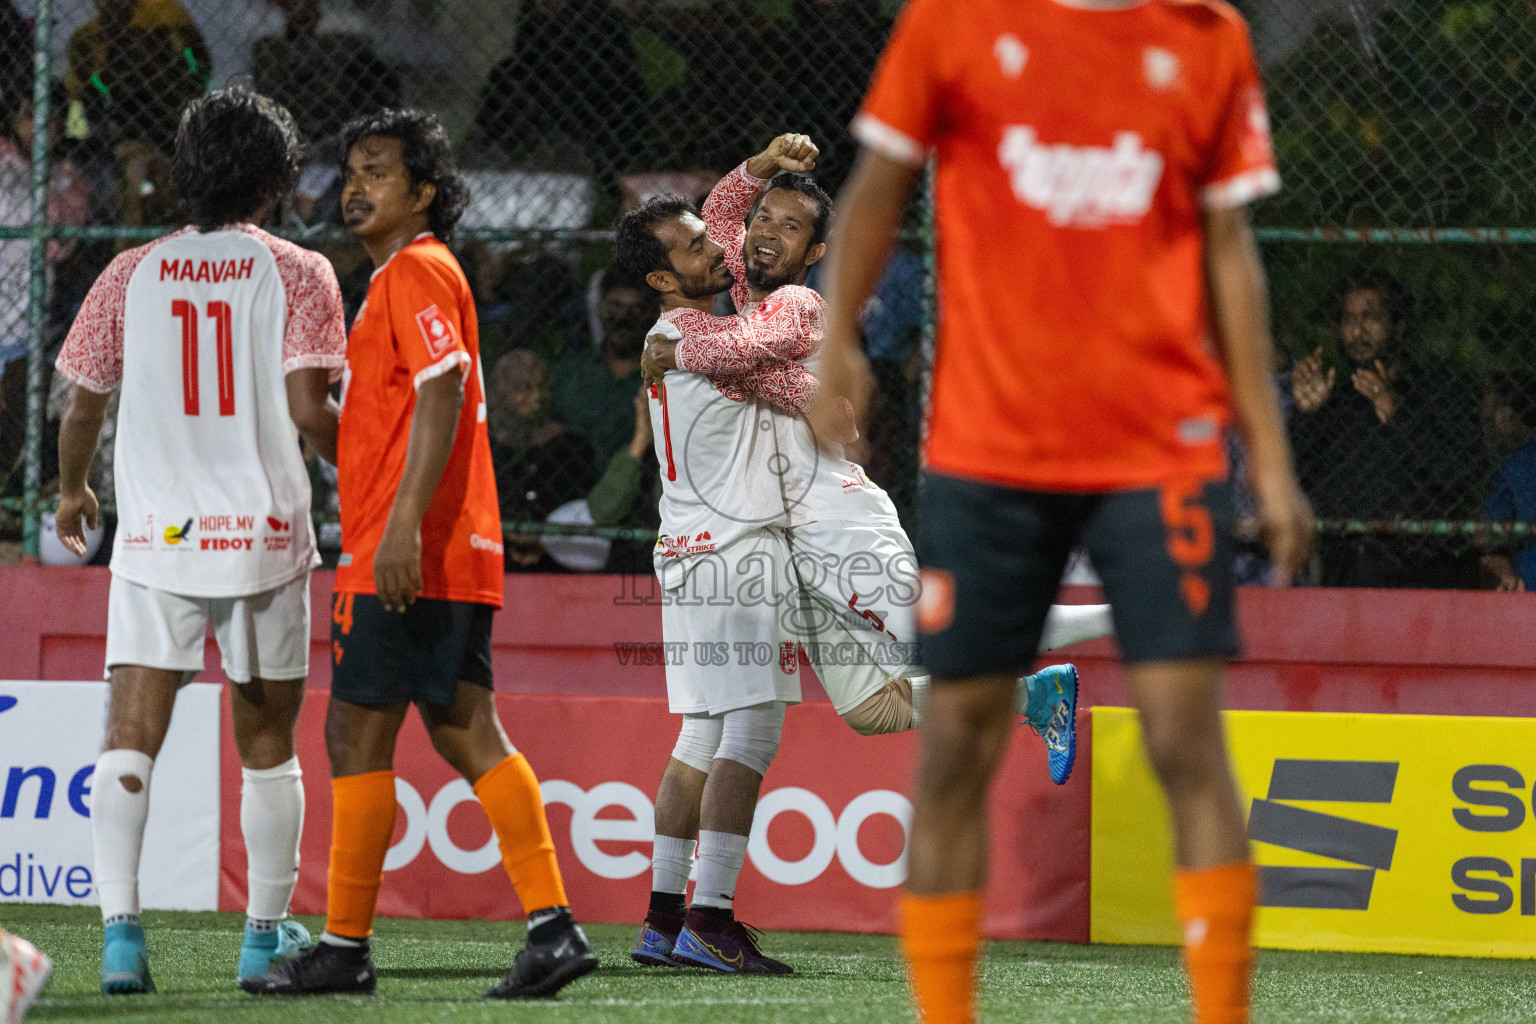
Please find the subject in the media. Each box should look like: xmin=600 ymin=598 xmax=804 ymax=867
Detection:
xmin=1290 ymin=272 xmax=1480 ymax=587
xmin=486 ymin=348 xmax=598 ymax=570
xmin=551 ymin=268 xmax=654 ymax=467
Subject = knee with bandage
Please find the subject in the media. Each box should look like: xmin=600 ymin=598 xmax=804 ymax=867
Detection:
xmin=714 ymin=702 xmax=785 ymax=776
xmin=671 ymin=713 xmax=724 ymax=774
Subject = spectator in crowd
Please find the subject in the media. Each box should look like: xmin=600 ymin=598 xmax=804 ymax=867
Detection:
xmin=0 ymin=81 xmax=88 ymax=495
xmin=66 ymin=0 xmax=210 ymax=155
xmin=551 ymin=267 xmax=653 ymax=467
xmin=486 ymin=347 xmax=598 ymax=570
xmin=469 ymin=0 xmax=646 ymax=176
xmin=253 ymin=0 xmax=398 ymax=225
xmin=1481 ymin=373 xmax=1536 ymax=591
xmin=586 ymin=384 xmax=660 ymax=572
xmin=1289 ymin=272 xmax=1481 ymax=587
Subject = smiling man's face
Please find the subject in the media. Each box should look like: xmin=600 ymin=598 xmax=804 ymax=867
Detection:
xmin=745 ymin=188 xmax=825 ymax=293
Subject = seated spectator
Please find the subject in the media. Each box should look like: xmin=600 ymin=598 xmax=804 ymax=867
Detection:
xmin=486 ymin=348 xmax=598 ymax=571
xmin=551 ymin=268 xmax=654 ymax=467
xmin=1481 ymin=373 xmax=1536 ymax=591
xmin=0 ymin=81 xmax=88 ymax=491
xmin=1289 ymin=272 xmax=1481 ymax=587
xmin=66 ymin=0 xmax=210 ymax=155
xmin=469 ymin=0 xmax=646 ymax=176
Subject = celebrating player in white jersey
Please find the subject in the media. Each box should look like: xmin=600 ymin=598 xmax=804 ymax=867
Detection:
xmin=614 ymin=134 xmax=1115 ymax=975
xmin=53 ymin=90 xmax=346 ymax=995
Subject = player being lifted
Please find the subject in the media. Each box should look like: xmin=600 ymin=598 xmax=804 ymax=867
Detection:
xmin=54 ymin=90 xmax=345 ymax=993
xmin=241 ymin=111 xmax=595 ymax=1000
xmin=614 ymin=134 xmax=1113 ymax=975
xmin=646 ymin=134 xmax=1114 ymax=751
xmin=814 ymin=2 xmax=1313 ymax=1023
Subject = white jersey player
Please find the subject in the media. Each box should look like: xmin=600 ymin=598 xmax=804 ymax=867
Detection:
xmin=655 ymin=150 xmax=1116 ymax=748
xmin=52 ymin=91 xmax=344 ymax=995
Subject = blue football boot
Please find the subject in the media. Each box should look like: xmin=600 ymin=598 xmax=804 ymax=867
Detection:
xmin=101 ymin=920 xmax=155 ymax=995
xmin=631 ymin=911 xmax=684 ymax=967
xmin=237 ymin=919 xmax=312 ymax=982
xmin=1022 ymin=663 xmax=1079 ymax=785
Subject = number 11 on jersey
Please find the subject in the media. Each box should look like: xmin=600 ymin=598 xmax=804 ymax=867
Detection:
xmin=174 ymin=298 xmax=234 ymax=416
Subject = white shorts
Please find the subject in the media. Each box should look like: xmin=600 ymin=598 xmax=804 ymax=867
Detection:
xmin=105 ymin=572 xmax=311 ymax=685
xmin=660 ymin=529 xmax=803 ymax=715
xmin=786 ymin=519 xmax=919 ymax=714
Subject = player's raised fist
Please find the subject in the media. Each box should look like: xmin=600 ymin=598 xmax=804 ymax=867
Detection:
xmin=747 ymin=134 xmax=819 ymax=179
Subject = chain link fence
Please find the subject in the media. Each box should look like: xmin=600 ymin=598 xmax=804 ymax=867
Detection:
xmin=0 ymin=0 xmax=1530 ymax=589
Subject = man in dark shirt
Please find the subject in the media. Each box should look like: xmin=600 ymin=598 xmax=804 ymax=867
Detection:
xmin=1290 ymin=273 xmax=1481 ymax=586
xmin=550 ymin=269 xmax=652 ymax=467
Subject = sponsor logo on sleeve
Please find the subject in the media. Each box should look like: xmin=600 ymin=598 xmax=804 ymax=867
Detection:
xmin=469 ymin=533 xmax=504 ymax=556
xmin=415 ymin=305 xmax=457 ymax=359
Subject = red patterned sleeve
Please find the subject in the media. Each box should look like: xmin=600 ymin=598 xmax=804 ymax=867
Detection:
xmin=54 ymin=245 xmax=152 ymax=394
xmin=723 ymin=361 xmax=819 ymax=415
xmin=702 ymin=161 xmax=768 ymax=313
xmin=274 ymin=243 xmax=347 ymax=378
xmin=674 ymin=285 xmax=824 ymax=379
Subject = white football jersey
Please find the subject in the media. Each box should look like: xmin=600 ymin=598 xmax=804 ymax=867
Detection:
xmin=56 ymin=225 xmax=347 ymax=597
xmin=649 ymin=312 xmax=900 ymax=587
xmin=649 ymin=318 xmax=789 ymax=584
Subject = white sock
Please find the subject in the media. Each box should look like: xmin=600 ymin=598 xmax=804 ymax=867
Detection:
xmin=92 ymin=749 xmax=154 ymax=924
xmin=1040 ymin=603 xmax=1114 ymax=651
xmin=320 ymin=931 xmax=365 ymax=948
xmin=652 ymin=834 xmax=696 ymax=895
xmin=908 ymin=674 xmax=930 ymax=728
xmin=241 ymin=757 xmax=304 ymax=925
xmin=692 ymin=830 xmax=749 ymax=911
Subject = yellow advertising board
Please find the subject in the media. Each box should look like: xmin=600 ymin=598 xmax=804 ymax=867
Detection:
xmin=1091 ymin=707 xmax=1536 ymax=958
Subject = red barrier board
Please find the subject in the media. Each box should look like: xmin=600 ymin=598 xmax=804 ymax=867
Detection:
xmin=218 ymin=693 xmax=1090 ymax=941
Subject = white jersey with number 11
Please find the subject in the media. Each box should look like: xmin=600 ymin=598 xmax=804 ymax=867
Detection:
xmin=55 ymin=224 xmax=347 ymax=597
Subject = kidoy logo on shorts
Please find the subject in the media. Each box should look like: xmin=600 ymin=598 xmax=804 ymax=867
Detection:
xmin=163 ymin=518 xmax=193 ymax=545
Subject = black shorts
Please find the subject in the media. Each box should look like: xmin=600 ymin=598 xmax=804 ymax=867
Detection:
xmin=329 ymin=592 xmax=495 ymax=707
xmin=915 ymin=471 xmax=1239 ymax=678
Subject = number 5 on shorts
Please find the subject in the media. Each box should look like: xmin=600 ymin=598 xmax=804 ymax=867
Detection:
xmin=1160 ymin=481 xmax=1214 ymax=615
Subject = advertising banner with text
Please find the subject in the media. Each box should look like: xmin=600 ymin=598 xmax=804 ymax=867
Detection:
xmin=220 ymin=694 xmax=1089 ymax=941
xmin=1092 ymin=707 xmax=1536 ymax=958
xmin=0 ymin=681 xmax=221 ymax=910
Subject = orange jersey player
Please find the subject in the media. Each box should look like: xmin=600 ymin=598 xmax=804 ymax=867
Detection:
xmin=242 ymin=110 xmax=596 ymax=1003
xmin=813 ymin=2 xmax=1313 ymax=1024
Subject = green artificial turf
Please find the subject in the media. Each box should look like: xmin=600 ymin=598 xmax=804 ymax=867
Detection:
xmin=5 ymin=905 xmax=1534 ymax=1023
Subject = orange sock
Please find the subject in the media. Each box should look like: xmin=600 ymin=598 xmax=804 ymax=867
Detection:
xmin=899 ymin=891 xmax=983 ymax=1024
xmin=324 ymin=770 xmax=398 ymax=940
xmin=1174 ymin=860 xmax=1257 ymax=1024
xmin=474 ymin=753 xmax=568 ymax=914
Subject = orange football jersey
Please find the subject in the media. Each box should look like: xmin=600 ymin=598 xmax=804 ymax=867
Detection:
xmin=335 ymin=234 xmax=504 ymax=606
xmin=854 ymin=0 xmax=1279 ymax=491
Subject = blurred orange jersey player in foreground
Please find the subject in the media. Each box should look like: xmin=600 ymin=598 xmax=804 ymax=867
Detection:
xmin=813 ymin=1 xmax=1313 ymax=1023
